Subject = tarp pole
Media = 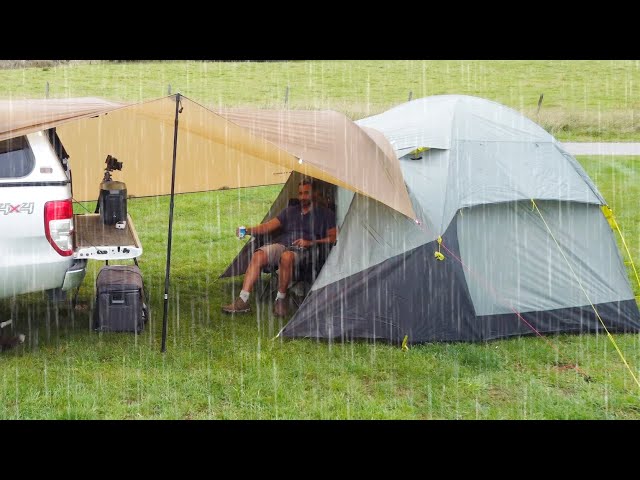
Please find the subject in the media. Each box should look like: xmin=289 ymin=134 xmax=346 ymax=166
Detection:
xmin=161 ymin=93 xmax=181 ymax=353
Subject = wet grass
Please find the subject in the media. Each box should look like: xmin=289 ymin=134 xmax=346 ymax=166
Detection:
xmin=1 ymin=155 xmax=639 ymax=419
xmin=0 ymin=60 xmax=639 ymax=141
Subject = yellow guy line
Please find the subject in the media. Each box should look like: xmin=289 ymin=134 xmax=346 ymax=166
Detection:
xmin=532 ymin=200 xmax=640 ymax=389
xmin=602 ymin=205 xmax=640 ymax=292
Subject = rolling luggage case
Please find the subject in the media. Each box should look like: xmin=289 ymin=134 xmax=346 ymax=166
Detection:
xmin=93 ymin=265 xmax=147 ymax=333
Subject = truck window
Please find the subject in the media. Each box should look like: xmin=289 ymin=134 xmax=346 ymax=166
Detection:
xmin=0 ymin=136 xmax=35 ymax=178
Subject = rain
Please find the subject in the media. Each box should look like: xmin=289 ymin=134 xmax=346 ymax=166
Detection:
xmin=0 ymin=60 xmax=639 ymax=420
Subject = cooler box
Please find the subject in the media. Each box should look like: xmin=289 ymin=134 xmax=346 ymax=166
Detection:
xmin=94 ymin=265 xmax=147 ymax=333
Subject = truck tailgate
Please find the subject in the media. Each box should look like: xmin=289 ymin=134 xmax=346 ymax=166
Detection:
xmin=74 ymin=213 xmax=142 ymax=260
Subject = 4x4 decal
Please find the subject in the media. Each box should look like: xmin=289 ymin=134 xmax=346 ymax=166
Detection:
xmin=0 ymin=202 xmax=35 ymax=215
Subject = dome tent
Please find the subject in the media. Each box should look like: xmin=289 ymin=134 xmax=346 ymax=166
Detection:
xmin=275 ymin=95 xmax=640 ymax=343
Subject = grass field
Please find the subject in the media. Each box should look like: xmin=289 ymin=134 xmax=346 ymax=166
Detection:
xmin=0 ymin=61 xmax=639 ymax=419
xmin=0 ymin=60 xmax=639 ymax=141
xmin=0 ymin=154 xmax=638 ymax=419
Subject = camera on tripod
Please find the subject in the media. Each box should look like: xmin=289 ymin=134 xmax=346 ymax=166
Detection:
xmin=97 ymin=154 xmax=127 ymax=225
xmin=101 ymin=155 xmax=124 ymax=184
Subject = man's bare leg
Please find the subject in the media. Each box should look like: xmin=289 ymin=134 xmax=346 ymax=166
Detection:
xmin=242 ymin=250 xmax=268 ymax=292
xmin=277 ymin=251 xmax=296 ymax=294
xmin=223 ymin=250 xmax=270 ymax=313
xmin=273 ymin=251 xmax=295 ymax=317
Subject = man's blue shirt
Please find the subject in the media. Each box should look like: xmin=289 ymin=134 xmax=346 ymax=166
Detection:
xmin=276 ymin=204 xmax=336 ymax=246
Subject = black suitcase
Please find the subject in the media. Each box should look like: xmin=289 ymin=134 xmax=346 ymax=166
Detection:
xmin=93 ymin=265 xmax=147 ymax=333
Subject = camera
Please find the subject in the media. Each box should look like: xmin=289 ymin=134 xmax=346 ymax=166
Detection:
xmin=105 ymin=154 xmax=123 ymax=172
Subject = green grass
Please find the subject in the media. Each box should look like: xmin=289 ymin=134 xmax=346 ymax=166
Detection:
xmin=1 ymin=155 xmax=640 ymax=419
xmin=1 ymin=60 xmax=640 ymax=140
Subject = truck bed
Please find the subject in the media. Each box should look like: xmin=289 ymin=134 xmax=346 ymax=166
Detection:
xmin=74 ymin=213 xmax=142 ymax=260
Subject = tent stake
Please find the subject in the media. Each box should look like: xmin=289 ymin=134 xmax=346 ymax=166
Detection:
xmin=161 ymin=93 xmax=181 ymax=353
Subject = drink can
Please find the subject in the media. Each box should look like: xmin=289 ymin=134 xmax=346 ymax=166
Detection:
xmin=238 ymin=226 xmax=246 ymax=239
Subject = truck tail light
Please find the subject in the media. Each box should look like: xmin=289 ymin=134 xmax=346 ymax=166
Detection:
xmin=44 ymin=199 xmax=73 ymax=256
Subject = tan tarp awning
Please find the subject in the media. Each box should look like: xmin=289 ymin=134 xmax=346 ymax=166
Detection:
xmin=0 ymin=96 xmax=415 ymax=219
xmin=213 ymin=107 xmax=413 ymax=219
xmin=0 ymin=97 xmax=125 ymax=141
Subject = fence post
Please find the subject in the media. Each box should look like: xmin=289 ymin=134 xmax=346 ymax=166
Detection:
xmin=168 ymin=84 xmax=172 ymax=95
xmin=536 ymin=93 xmax=544 ymax=116
xmin=45 ymin=82 xmax=49 ymax=99
xmin=284 ymin=86 xmax=289 ymax=106
xmin=408 ymin=91 xmax=413 ymax=102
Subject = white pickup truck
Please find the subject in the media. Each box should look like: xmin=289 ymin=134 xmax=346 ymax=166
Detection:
xmin=0 ymin=129 xmax=88 ymax=300
xmin=0 ymin=128 xmax=143 ymax=302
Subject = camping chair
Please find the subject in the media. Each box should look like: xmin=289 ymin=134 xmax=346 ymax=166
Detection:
xmin=290 ymin=243 xmax=332 ymax=306
xmin=255 ymin=198 xmax=334 ymax=307
xmin=250 ymin=235 xmax=282 ymax=303
xmin=257 ymin=241 xmax=331 ymax=308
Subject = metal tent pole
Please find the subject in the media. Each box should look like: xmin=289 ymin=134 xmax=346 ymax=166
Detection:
xmin=161 ymin=93 xmax=182 ymax=353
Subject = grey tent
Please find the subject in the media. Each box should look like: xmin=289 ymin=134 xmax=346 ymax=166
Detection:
xmin=224 ymin=95 xmax=640 ymax=343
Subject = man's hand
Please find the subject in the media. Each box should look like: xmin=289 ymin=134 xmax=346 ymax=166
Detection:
xmin=292 ymin=238 xmax=314 ymax=248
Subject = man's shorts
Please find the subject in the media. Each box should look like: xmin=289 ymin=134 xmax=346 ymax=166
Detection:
xmin=257 ymin=243 xmax=311 ymax=269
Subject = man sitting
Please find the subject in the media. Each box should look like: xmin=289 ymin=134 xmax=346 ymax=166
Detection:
xmin=222 ymin=178 xmax=337 ymax=317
